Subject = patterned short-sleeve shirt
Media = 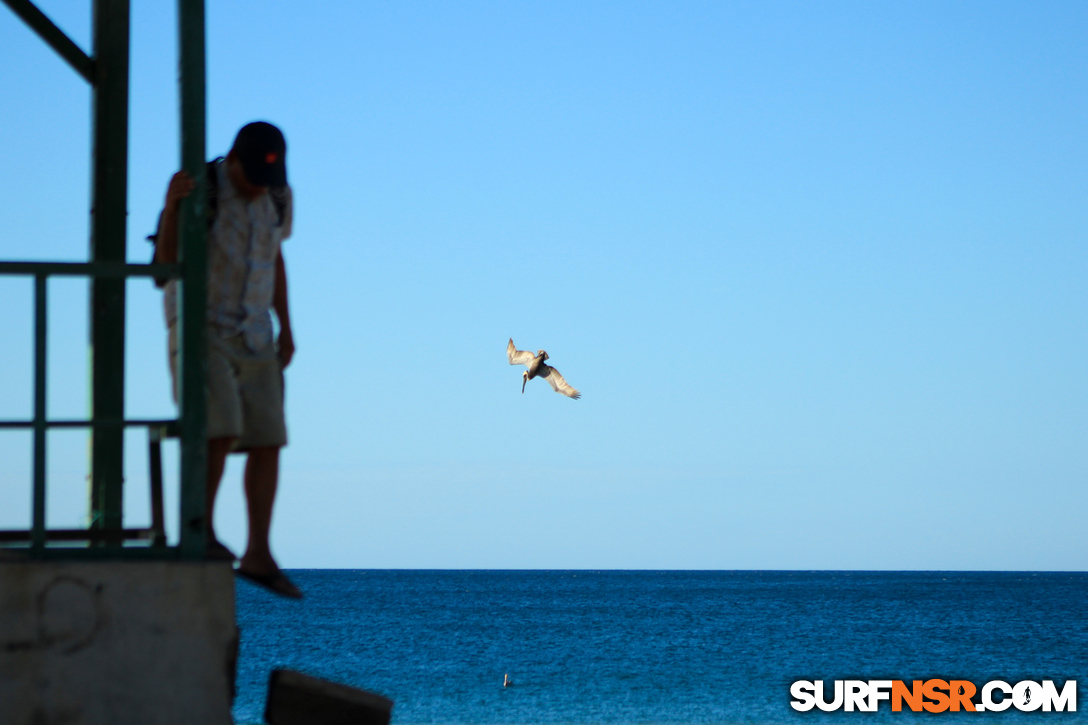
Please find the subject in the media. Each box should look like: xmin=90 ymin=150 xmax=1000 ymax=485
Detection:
xmin=165 ymin=160 xmax=293 ymax=350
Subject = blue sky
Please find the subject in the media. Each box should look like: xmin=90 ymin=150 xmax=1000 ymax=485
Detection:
xmin=0 ymin=1 xmax=1085 ymax=569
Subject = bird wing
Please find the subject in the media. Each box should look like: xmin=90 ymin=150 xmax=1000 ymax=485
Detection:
xmin=507 ymin=338 xmax=535 ymax=368
xmin=539 ymin=363 xmax=581 ymax=399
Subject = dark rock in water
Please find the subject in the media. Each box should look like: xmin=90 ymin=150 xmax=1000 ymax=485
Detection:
xmin=265 ymin=669 xmax=393 ymax=725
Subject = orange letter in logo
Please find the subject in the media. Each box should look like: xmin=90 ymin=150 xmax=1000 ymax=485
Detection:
xmin=892 ymin=681 xmax=924 ymax=712
xmin=948 ymin=681 xmax=977 ymax=712
xmin=922 ymin=679 xmax=950 ymax=713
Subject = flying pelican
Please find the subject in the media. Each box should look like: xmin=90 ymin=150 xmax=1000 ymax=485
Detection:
xmin=507 ymin=339 xmax=581 ymax=399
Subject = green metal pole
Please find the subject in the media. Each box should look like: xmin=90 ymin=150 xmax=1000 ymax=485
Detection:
xmin=177 ymin=0 xmax=208 ymax=559
xmin=88 ymin=0 xmax=129 ymax=542
xmin=31 ymin=275 xmax=47 ymax=553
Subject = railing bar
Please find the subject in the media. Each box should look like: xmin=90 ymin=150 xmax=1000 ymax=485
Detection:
xmin=1 ymin=0 xmax=95 ymax=84
xmin=148 ymin=434 xmax=166 ymax=547
xmin=0 ymin=418 xmax=178 ymax=429
xmin=177 ymin=0 xmax=209 ymax=560
xmin=10 ymin=546 xmax=182 ymax=562
xmin=31 ymin=274 xmax=47 ymax=552
xmin=0 ymin=261 xmax=180 ymax=279
xmin=0 ymin=527 xmax=159 ymax=542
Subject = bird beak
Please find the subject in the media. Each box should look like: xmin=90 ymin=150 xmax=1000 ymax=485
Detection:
xmin=522 ymin=374 xmax=527 ymax=394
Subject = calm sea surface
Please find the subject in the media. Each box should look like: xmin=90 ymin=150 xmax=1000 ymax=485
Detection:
xmin=233 ymin=571 xmax=1088 ymax=724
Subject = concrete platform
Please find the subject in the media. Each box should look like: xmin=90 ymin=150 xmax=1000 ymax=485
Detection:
xmin=0 ymin=560 xmax=236 ymax=725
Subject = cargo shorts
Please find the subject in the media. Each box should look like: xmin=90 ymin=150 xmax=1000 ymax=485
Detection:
xmin=168 ymin=325 xmax=287 ymax=450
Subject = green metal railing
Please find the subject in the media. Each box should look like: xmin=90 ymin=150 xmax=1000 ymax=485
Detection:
xmin=0 ymin=263 xmax=177 ymax=556
xmin=1 ymin=0 xmax=210 ymax=560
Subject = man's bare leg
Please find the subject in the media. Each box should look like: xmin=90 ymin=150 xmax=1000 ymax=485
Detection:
xmin=206 ymin=436 xmax=237 ymax=551
xmin=237 ymin=445 xmax=301 ymax=597
xmin=239 ymin=445 xmax=281 ymax=575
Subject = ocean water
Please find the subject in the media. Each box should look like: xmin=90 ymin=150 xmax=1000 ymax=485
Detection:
xmin=233 ymin=571 xmax=1088 ymax=724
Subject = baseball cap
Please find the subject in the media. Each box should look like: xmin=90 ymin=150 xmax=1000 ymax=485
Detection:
xmin=232 ymin=121 xmax=287 ymax=188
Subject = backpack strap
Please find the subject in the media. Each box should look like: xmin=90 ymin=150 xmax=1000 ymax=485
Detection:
xmin=206 ymin=156 xmax=285 ymax=227
xmin=147 ymin=158 xmax=223 ymax=287
xmin=269 ymin=186 xmax=288 ymax=227
xmin=146 ymin=157 xmax=225 ymax=243
xmin=205 ymin=156 xmax=222 ymax=227
xmin=147 ymin=156 xmax=281 ymax=264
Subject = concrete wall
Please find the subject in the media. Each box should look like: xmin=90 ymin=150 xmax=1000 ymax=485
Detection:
xmin=0 ymin=560 xmax=236 ymax=725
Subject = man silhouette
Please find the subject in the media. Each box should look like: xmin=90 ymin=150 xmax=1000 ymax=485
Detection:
xmin=155 ymin=121 xmax=300 ymax=598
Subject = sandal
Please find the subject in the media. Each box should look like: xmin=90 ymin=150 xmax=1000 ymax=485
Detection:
xmin=236 ymin=567 xmax=303 ymax=599
xmin=206 ymin=539 xmax=238 ymax=562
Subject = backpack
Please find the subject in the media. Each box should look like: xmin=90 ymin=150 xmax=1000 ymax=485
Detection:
xmin=147 ymin=157 xmax=287 ymax=285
